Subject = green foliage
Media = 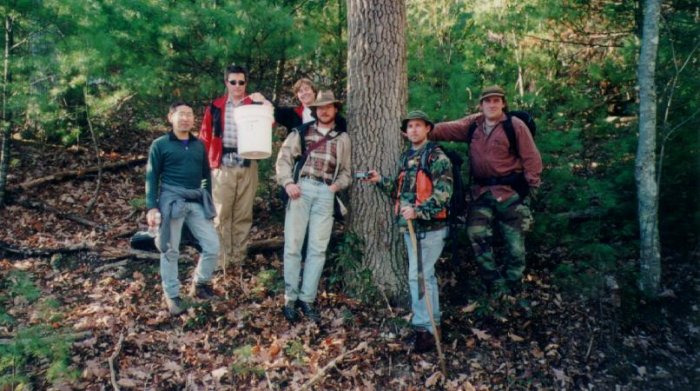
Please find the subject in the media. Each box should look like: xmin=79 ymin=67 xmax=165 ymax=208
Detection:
xmin=284 ymin=340 xmax=305 ymax=362
xmin=128 ymin=197 xmax=146 ymax=210
xmin=4 ymin=271 xmax=41 ymax=304
xmin=0 ymin=325 xmax=77 ymax=387
xmin=327 ymin=231 xmax=377 ymax=302
xmin=0 ymin=272 xmax=76 ymax=386
xmin=230 ymin=345 xmax=264 ymax=377
xmin=252 ymin=269 xmax=284 ymax=296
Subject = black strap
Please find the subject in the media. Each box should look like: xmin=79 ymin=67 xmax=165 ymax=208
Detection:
xmin=502 ymin=114 xmax=519 ymax=157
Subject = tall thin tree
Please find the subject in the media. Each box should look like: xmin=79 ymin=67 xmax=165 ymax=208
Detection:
xmin=347 ymin=0 xmax=407 ymax=298
xmin=0 ymin=15 xmax=14 ymax=208
xmin=636 ymin=0 xmax=662 ymax=297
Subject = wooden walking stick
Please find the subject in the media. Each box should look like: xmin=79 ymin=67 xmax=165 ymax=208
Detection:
xmin=407 ymin=219 xmax=447 ymax=376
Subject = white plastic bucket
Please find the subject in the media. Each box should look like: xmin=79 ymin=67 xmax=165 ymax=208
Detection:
xmin=233 ymin=104 xmax=274 ymax=159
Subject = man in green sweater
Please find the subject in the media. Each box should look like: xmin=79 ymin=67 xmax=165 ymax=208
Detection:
xmin=145 ymin=101 xmax=220 ymax=315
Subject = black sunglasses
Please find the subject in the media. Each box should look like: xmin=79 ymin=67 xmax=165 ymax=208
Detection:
xmin=228 ymin=80 xmax=246 ymax=86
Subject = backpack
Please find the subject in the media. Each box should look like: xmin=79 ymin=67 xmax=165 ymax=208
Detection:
xmin=465 ymin=111 xmax=536 ymax=199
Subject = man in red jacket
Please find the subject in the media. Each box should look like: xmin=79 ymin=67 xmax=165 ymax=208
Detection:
xmin=430 ymin=86 xmax=542 ymax=295
xmin=199 ymin=64 xmax=271 ymax=270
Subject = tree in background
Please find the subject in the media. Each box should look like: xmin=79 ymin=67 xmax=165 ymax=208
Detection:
xmin=347 ymin=0 xmax=408 ymax=298
xmin=636 ymin=0 xmax=662 ymax=297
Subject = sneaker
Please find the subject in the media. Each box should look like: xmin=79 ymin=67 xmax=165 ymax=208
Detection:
xmin=164 ymin=296 xmax=185 ymax=316
xmin=295 ymin=300 xmax=321 ymax=323
xmin=190 ymin=282 xmax=216 ymax=300
xmin=413 ymin=329 xmax=436 ymax=353
xmin=282 ymin=303 xmax=300 ymax=323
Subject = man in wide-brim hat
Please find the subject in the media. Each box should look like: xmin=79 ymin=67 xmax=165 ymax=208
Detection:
xmin=275 ymin=89 xmax=352 ymax=324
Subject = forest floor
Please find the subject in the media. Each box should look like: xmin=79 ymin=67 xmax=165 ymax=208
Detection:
xmin=0 ymin=124 xmax=698 ymax=390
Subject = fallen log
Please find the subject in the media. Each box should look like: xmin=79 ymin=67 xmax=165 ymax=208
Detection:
xmin=0 ymin=241 xmax=94 ymax=257
xmin=12 ymin=156 xmax=146 ymax=192
xmin=12 ymin=198 xmax=106 ymax=230
xmin=99 ymin=229 xmax=344 ymax=261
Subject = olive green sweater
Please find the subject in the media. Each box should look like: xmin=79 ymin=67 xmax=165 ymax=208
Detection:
xmin=145 ymin=132 xmax=211 ymax=210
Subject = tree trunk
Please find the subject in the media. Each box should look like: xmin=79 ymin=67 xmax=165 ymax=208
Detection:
xmin=635 ymin=0 xmax=662 ymax=298
xmin=347 ymin=0 xmax=407 ymax=298
xmin=0 ymin=15 xmax=14 ymax=208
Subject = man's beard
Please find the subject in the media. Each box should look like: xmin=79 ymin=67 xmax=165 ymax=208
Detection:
xmin=317 ymin=116 xmax=335 ymax=126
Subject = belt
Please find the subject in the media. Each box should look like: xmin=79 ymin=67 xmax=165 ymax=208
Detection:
xmin=300 ymin=176 xmax=333 ymax=185
xmin=222 ymin=147 xmax=238 ymax=154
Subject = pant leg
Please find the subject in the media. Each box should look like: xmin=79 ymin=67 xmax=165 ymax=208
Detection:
xmin=229 ymin=161 xmax=258 ymax=264
xmin=212 ymin=167 xmax=236 ymax=267
xmin=496 ymin=195 xmax=533 ymax=282
xmin=405 ymin=228 xmax=447 ymax=335
xmin=283 ymin=179 xmax=313 ymax=303
xmin=159 ymin=215 xmax=185 ymax=299
xmin=184 ymin=202 xmax=220 ymax=285
xmin=299 ymin=181 xmax=335 ymax=303
xmin=467 ymin=193 xmax=498 ymax=282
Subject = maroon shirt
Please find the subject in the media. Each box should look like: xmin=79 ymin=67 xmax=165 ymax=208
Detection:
xmin=431 ymin=113 xmax=542 ymax=202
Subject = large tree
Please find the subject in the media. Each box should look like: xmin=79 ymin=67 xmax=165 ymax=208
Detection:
xmin=636 ymin=0 xmax=662 ymax=297
xmin=347 ymin=0 xmax=407 ymax=297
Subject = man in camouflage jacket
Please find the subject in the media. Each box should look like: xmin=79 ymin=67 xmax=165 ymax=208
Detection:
xmin=367 ymin=110 xmax=453 ymax=353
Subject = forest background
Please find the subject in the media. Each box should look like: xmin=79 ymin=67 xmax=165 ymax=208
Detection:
xmin=0 ymin=0 xmax=698 ymax=389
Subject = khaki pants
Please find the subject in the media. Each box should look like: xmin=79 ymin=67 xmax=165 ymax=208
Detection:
xmin=212 ymin=161 xmax=258 ymax=267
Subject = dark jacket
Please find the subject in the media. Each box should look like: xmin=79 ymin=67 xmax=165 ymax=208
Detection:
xmin=274 ymin=104 xmax=304 ymax=132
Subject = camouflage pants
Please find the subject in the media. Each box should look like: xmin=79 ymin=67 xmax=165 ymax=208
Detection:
xmin=467 ymin=192 xmax=533 ymax=284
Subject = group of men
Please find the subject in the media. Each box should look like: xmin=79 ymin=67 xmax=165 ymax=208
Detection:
xmin=145 ymin=63 xmax=542 ymax=353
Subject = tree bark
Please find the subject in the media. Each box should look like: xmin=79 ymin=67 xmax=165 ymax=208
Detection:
xmin=0 ymin=15 xmax=14 ymax=208
xmin=635 ymin=0 xmax=662 ymax=297
xmin=347 ymin=0 xmax=407 ymax=298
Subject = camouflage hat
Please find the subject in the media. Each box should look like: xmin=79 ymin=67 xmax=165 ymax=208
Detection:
xmin=479 ymin=85 xmax=506 ymax=101
xmin=400 ymin=110 xmax=434 ymax=132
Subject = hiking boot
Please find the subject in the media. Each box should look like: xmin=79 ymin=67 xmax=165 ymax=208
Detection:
xmin=164 ymin=296 xmax=185 ymax=316
xmin=413 ymin=329 xmax=436 ymax=353
xmin=282 ymin=303 xmax=300 ymax=323
xmin=295 ymin=300 xmax=321 ymax=323
xmin=190 ymin=282 xmax=216 ymax=300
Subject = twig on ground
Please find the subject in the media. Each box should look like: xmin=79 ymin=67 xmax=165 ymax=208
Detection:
xmin=298 ymin=341 xmax=368 ymax=391
xmin=108 ymin=332 xmax=125 ymax=391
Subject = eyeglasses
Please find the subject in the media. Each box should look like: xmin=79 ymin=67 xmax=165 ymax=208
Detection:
xmin=228 ymin=80 xmax=246 ymax=86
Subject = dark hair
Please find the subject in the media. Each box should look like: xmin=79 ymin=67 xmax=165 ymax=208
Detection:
xmin=169 ymin=100 xmax=191 ymax=114
xmin=225 ymin=64 xmax=248 ymax=82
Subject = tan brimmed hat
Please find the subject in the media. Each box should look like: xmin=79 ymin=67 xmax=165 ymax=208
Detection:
xmin=308 ymin=90 xmax=342 ymax=107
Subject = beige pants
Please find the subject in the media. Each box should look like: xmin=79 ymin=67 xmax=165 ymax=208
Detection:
xmin=212 ymin=161 xmax=258 ymax=267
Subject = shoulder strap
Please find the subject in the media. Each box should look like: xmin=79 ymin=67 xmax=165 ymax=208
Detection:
xmin=292 ymin=124 xmax=342 ymax=183
xmin=502 ymin=114 xmax=519 ymax=157
xmin=466 ymin=121 xmax=478 ymax=144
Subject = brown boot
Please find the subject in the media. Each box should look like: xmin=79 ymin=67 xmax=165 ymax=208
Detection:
xmin=189 ymin=282 xmax=216 ymax=300
xmin=164 ymin=296 xmax=185 ymax=316
xmin=413 ymin=329 xmax=436 ymax=353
